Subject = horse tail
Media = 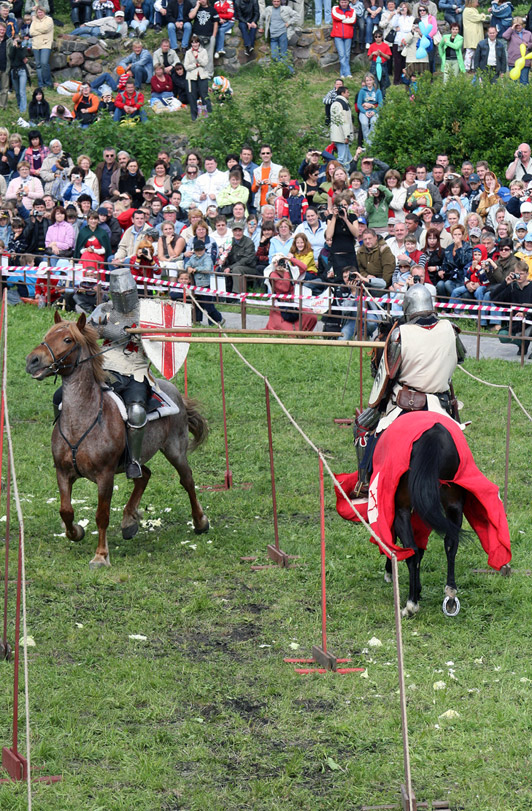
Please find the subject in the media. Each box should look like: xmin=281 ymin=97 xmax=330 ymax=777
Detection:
xmin=408 ymin=423 xmax=462 ymax=541
xmin=184 ymin=397 xmax=209 ymax=451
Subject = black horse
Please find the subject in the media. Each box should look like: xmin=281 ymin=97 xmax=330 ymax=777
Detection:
xmin=385 ymin=421 xmax=465 ymax=618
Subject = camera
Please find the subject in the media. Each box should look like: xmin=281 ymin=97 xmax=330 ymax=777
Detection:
xmin=509 ymin=272 xmax=519 ymax=280
xmin=518 ymin=150 xmax=523 ymax=159
xmin=412 ymin=275 xmax=421 ymax=284
xmin=277 ymin=258 xmax=289 ymax=269
xmin=348 ymin=271 xmax=358 ymax=281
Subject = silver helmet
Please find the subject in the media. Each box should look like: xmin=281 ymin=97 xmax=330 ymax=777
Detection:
xmin=109 ymin=268 xmax=139 ymax=314
xmin=402 ymin=284 xmax=434 ymax=322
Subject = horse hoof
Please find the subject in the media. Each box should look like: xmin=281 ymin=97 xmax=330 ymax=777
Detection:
xmin=122 ymin=522 xmax=138 ymax=540
xmin=74 ymin=525 xmax=85 ymax=542
xmin=401 ymin=600 xmax=419 ymax=618
xmin=384 ymin=570 xmax=392 ymax=584
xmin=442 ymin=595 xmax=461 ymax=617
xmin=89 ymin=555 xmax=110 ymax=569
xmin=194 ymin=517 xmax=210 ymax=535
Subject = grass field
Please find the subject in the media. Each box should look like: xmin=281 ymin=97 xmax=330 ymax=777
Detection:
xmin=0 ymin=304 xmax=531 ymax=810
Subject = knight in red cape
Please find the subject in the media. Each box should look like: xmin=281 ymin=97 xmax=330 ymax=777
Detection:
xmin=353 ymin=284 xmax=466 ymax=496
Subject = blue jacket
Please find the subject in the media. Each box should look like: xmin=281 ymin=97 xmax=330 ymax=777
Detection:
xmin=438 ymin=0 xmax=464 ymax=13
xmin=119 ymin=46 xmax=154 ymax=82
xmin=443 ymin=242 xmax=472 ymax=283
xmin=490 ymin=0 xmax=513 ymax=34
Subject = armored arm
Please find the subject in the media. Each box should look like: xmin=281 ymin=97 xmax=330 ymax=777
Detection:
xmin=367 ymin=326 xmax=401 ymax=408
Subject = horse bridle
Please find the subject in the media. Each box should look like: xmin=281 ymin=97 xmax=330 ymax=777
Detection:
xmin=39 ymin=333 xmax=130 ymax=379
xmin=39 ymin=338 xmax=82 ymax=378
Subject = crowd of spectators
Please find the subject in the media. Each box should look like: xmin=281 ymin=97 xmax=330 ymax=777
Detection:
xmin=0 ymin=0 xmax=531 ymax=125
xmin=1 ymin=129 xmax=532 ymax=344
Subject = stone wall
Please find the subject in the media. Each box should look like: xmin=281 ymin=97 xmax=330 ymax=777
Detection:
xmin=47 ymin=26 xmax=369 ymax=83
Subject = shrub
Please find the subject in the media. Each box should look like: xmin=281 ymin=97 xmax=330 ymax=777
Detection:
xmin=195 ymin=61 xmax=323 ymax=174
xmin=38 ymin=116 xmax=164 ymax=175
xmin=370 ymin=73 xmax=532 ymax=176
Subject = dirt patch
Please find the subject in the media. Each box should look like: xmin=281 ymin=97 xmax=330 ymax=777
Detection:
xmin=225 ymin=697 xmax=266 ymax=718
xmin=230 ymin=623 xmax=259 ymax=641
xmin=293 ymin=698 xmax=337 ymax=712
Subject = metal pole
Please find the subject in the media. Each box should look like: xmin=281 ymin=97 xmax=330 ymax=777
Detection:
xmin=12 ymin=517 xmax=22 ymax=757
xmin=146 ymin=336 xmax=385 ymax=348
xmin=130 ymin=327 xmax=344 ymax=337
xmin=504 ymin=387 xmax=511 ymax=510
xmin=391 ymin=554 xmax=414 ymax=811
xmin=358 ymin=286 xmax=364 ymax=411
xmin=265 ymin=382 xmax=280 ymax=553
xmin=319 ymin=457 xmax=327 ymax=654
xmin=182 ymin=287 xmax=188 ymax=397
xmin=241 ymin=275 xmax=247 ymax=330
xmin=341 ymin=347 xmax=354 ymax=406
xmin=219 ymin=343 xmax=232 ymax=489
xmin=2 ymin=468 xmax=9 ymax=651
xmin=475 ymin=306 xmax=481 ymax=361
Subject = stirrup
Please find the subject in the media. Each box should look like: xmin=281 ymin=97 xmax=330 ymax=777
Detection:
xmin=126 ymin=460 xmax=142 ymax=479
xmin=353 ymin=479 xmax=369 ymax=498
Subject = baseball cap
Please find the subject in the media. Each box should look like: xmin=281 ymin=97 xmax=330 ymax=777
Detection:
xmin=469 ymin=226 xmax=482 ymax=238
xmin=515 ymin=220 xmax=528 ymax=231
xmin=398 ymin=258 xmax=412 ymax=266
xmin=193 ymin=238 xmax=205 ymax=250
xmin=115 ymin=9 xmax=124 ymax=15
xmin=97 ymin=206 xmax=108 ymax=216
xmin=229 ymin=219 xmax=246 ymax=230
xmin=162 ymin=204 xmax=177 ymax=212
xmin=432 ymin=214 xmax=444 ymax=224
xmin=469 ymin=173 xmax=481 ymax=183
xmin=521 ymin=202 xmax=532 ymax=213
xmin=289 ymin=180 xmax=300 ymax=190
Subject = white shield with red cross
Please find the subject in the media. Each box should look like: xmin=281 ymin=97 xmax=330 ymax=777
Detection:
xmin=139 ymin=299 xmax=192 ymax=380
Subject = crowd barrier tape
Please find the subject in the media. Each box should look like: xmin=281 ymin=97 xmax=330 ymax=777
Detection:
xmin=3 ymin=263 xmax=532 ymax=325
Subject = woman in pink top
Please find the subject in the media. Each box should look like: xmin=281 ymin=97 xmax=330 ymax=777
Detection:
xmin=45 ymin=206 xmax=76 ymax=267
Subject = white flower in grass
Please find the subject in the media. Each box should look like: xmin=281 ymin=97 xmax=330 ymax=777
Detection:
xmin=438 ymin=709 xmax=460 ymax=720
xmin=368 ymin=636 xmax=382 ymax=647
xmin=433 ymin=681 xmax=446 ymax=691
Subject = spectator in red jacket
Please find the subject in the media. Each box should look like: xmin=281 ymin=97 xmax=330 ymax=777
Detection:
xmin=113 ymin=78 xmax=148 ymax=122
xmin=150 ymin=62 xmax=174 ymax=105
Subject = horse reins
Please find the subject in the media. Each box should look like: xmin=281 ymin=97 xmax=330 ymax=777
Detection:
xmin=57 ymin=388 xmax=105 ymax=478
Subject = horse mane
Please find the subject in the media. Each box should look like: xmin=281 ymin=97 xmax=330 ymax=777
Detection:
xmin=61 ymin=319 xmax=106 ymax=384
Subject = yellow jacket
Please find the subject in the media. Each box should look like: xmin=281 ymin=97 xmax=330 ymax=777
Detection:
xmin=462 ymin=7 xmax=487 ymax=50
xmin=29 ymin=15 xmax=54 ymax=49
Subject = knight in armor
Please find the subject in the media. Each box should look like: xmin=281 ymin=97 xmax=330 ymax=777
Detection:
xmin=354 ymin=284 xmax=466 ymax=496
xmin=89 ymin=268 xmax=151 ymax=479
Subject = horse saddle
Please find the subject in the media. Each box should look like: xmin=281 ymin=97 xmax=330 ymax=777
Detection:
xmin=105 ymin=387 xmax=180 ymax=423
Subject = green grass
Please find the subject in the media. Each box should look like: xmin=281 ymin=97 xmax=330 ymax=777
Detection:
xmin=1 ymin=305 xmax=531 ymax=810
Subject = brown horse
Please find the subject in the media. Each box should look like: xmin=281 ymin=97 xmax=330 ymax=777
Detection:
xmin=25 ymin=311 xmax=209 ymax=568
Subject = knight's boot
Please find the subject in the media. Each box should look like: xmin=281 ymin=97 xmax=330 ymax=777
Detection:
xmin=126 ymin=403 xmax=147 ymax=479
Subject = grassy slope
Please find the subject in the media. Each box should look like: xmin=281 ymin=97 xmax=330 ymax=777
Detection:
xmin=0 ymin=305 xmax=531 ymax=810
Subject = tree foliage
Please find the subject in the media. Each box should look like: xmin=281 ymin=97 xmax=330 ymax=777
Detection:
xmin=371 ymin=73 xmax=532 ymax=175
xmin=38 ymin=116 xmax=165 ymax=175
xmin=196 ymin=61 xmax=323 ymax=174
